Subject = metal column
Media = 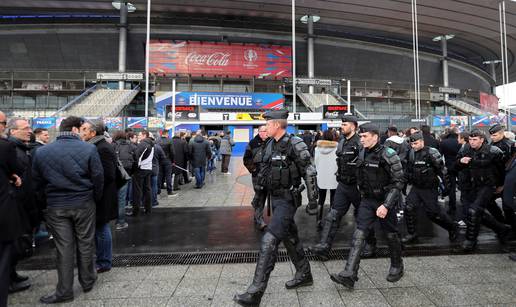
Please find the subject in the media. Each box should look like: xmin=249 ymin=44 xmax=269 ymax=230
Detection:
xmin=118 ymin=2 xmax=128 ymax=90
xmin=441 ymin=37 xmax=449 ymax=115
xmin=307 ymin=15 xmax=314 ymax=94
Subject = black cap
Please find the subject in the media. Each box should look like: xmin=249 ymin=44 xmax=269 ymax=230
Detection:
xmin=409 ymin=131 xmax=424 ymax=142
xmin=358 ymin=123 xmax=380 ymax=135
xmin=488 ymin=123 xmax=504 ymax=134
xmin=387 ymin=125 xmax=398 ymax=133
xmin=263 ymin=109 xmax=289 ymax=120
xmin=341 ymin=114 xmax=358 ymax=125
xmin=469 ymin=129 xmax=485 ymax=138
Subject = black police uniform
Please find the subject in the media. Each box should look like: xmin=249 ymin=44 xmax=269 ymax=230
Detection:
xmin=330 ymin=123 xmax=405 ymax=289
xmin=456 ymin=138 xmax=511 ymax=251
xmin=234 ymin=110 xmax=318 ymax=307
xmin=487 ymin=124 xmax=516 ymax=230
xmin=402 ymin=133 xmax=457 ymax=244
xmin=243 ymin=133 xmax=269 ymax=229
xmin=310 ymin=115 xmax=375 ymax=259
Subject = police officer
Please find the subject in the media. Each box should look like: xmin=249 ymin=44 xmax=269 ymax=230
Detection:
xmin=456 ymin=129 xmax=511 ymax=251
xmin=243 ymin=125 xmax=269 ymax=230
xmin=402 ymin=132 xmax=458 ymax=244
xmin=310 ymin=115 xmax=375 ymax=260
xmin=329 ymin=123 xmax=405 ymax=289
xmin=487 ymin=124 xmax=516 ymax=231
xmin=234 ymin=110 xmax=318 ymax=306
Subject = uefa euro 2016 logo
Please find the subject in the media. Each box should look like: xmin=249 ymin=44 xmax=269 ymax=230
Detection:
xmin=244 ymin=49 xmax=258 ymax=63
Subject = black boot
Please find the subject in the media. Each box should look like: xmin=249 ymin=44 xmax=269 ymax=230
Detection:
xmin=11 ymin=271 xmax=29 ymax=283
xmin=385 ymin=233 xmax=404 ymax=282
xmin=482 ymin=212 xmax=511 ymax=245
xmin=330 ymin=229 xmax=366 ymax=289
xmin=402 ymin=207 xmax=418 ymax=244
xmin=361 ymin=230 xmax=377 ymax=258
xmin=234 ymin=232 xmax=279 ymax=307
xmin=429 ymin=212 xmax=459 ymax=242
xmin=284 ymin=229 xmax=313 ymax=289
xmin=462 ymin=208 xmax=481 ymax=252
xmin=310 ymin=209 xmax=340 ymax=261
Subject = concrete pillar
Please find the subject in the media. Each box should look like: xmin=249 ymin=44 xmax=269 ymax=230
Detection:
xmin=441 ymin=37 xmax=449 ymax=115
xmin=307 ymin=15 xmax=314 ymax=94
xmin=118 ymin=2 xmax=128 ymax=90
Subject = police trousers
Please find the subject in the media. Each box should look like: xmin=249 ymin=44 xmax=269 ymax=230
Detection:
xmin=356 ymin=198 xmax=398 ymax=234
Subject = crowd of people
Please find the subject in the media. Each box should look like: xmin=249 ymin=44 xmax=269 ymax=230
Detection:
xmin=236 ymin=112 xmax=516 ymax=306
xmin=0 ymin=111 xmax=236 ymax=306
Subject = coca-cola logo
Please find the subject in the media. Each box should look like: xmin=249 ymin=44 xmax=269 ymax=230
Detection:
xmin=185 ymin=52 xmax=231 ymax=66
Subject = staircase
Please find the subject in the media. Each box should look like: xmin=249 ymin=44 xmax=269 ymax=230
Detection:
xmin=58 ymin=87 xmax=139 ymax=117
xmin=446 ymin=98 xmax=487 ymax=116
xmin=297 ymin=93 xmax=339 ymax=111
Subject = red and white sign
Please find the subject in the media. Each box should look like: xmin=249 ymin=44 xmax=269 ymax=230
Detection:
xmin=479 ymin=92 xmax=499 ymax=114
xmin=150 ymin=41 xmax=292 ymax=78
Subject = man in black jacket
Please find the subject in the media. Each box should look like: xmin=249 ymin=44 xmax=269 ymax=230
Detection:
xmin=172 ymin=132 xmax=190 ymax=190
xmin=243 ymin=125 xmax=269 ymax=230
xmin=158 ymin=131 xmax=175 ymax=196
xmin=189 ymin=130 xmax=211 ymax=189
xmin=80 ymin=119 xmax=118 ymax=274
xmin=130 ymin=130 xmax=154 ymax=216
xmin=7 ymin=118 xmax=38 ymax=294
xmin=0 ymin=111 xmax=24 ymax=305
xmin=439 ymin=128 xmax=462 ymax=217
xmin=421 ymin=125 xmax=439 ymax=149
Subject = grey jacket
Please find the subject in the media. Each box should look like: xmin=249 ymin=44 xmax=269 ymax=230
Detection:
xmin=219 ymin=135 xmax=235 ymax=155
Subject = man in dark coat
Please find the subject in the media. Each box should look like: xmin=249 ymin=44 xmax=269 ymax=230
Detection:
xmin=439 ymin=128 xmax=461 ymax=217
xmin=421 ymin=125 xmax=439 ymax=149
xmin=172 ymin=132 xmax=190 ymax=190
xmin=188 ymin=130 xmax=212 ymax=188
xmin=0 ymin=111 xmax=24 ymax=305
xmin=7 ymin=118 xmax=38 ymax=294
xmin=131 ymin=130 xmax=154 ymax=216
xmin=33 ymin=116 xmax=104 ymax=304
xmin=80 ymin=119 xmax=118 ymax=274
xmin=158 ymin=130 xmax=175 ymax=195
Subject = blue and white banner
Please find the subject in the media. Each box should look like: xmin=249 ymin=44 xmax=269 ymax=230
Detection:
xmin=155 ymin=91 xmax=285 ymax=115
xmin=32 ymin=117 xmax=56 ymax=129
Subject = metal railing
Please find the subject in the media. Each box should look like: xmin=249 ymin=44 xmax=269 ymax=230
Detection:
xmin=51 ymin=84 xmax=98 ymax=117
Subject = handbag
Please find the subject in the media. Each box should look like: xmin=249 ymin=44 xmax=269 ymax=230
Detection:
xmin=116 ymin=158 xmax=131 ymax=188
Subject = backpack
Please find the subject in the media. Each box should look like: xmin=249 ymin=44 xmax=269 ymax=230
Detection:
xmin=115 ymin=141 xmax=136 ymax=172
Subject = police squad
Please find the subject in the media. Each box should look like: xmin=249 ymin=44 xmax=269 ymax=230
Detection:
xmin=236 ymin=110 xmax=516 ymax=306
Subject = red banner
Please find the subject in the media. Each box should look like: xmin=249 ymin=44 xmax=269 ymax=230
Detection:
xmin=479 ymin=92 xmax=499 ymax=114
xmin=150 ymin=41 xmax=292 ymax=78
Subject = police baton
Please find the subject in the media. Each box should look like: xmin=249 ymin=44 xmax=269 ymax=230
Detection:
xmin=172 ymin=164 xmax=189 ymax=172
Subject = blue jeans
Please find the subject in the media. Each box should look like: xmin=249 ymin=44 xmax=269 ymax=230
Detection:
xmin=151 ymin=175 xmax=158 ymax=206
xmin=126 ymin=180 xmax=133 ymax=205
xmin=95 ymin=223 xmax=112 ymax=270
xmin=207 ymin=158 xmax=216 ymax=173
xmin=194 ymin=167 xmax=206 ymax=187
xmin=117 ymin=181 xmax=129 ymax=225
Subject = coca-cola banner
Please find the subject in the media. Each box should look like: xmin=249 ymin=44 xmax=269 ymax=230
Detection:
xmin=150 ymin=40 xmax=292 ymax=78
xmin=479 ymin=92 xmax=499 ymax=114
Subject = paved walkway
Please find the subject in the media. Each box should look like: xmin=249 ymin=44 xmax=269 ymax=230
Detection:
xmin=9 ymin=254 xmax=516 ymax=306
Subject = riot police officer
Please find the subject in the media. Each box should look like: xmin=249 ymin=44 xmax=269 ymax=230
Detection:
xmin=234 ymin=110 xmax=318 ymax=307
xmin=456 ymin=129 xmax=511 ymax=251
xmin=329 ymin=123 xmax=405 ymax=289
xmin=243 ymin=125 xmax=269 ymax=230
xmin=487 ymin=124 xmax=516 ymax=231
xmin=402 ymin=132 xmax=458 ymax=244
xmin=310 ymin=115 xmax=375 ymax=260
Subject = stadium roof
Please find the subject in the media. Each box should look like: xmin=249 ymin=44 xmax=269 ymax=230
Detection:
xmin=1 ymin=0 xmax=515 ymax=82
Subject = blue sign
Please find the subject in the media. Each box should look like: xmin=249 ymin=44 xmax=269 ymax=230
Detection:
xmin=432 ymin=116 xmax=450 ymax=127
xmin=32 ymin=117 xmax=56 ymax=129
xmin=155 ymin=92 xmax=285 ymax=115
xmin=127 ymin=117 xmax=148 ymax=129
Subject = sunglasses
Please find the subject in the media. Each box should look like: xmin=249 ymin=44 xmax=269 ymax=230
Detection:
xmin=0 ymin=121 xmax=6 ymax=125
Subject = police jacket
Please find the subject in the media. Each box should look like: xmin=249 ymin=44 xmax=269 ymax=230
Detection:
xmin=356 ymin=143 xmax=404 ymax=209
xmin=335 ymin=133 xmax=360 ymax=185
xmin=384 ymin=135 xmax=410 ymax=166
xmin=407 ymin=146 xmax=445 ymax=189
xmin=258 ymin=132 xmax=318 ymax=201
xmin=243 ymin=134 xmax=268 ymax=176
xmin=456 ymin=142 xmax=505 ymax=189
xmin=493 ymin=137 xmax=515 ymax=166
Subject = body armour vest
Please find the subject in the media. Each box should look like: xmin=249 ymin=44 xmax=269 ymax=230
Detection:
xmin=336 ymin=133 xmax=360 ymax=185
xmin=408 ymin=147 xmax=439 ymax=188
xmin=260 ymin=134 xmax=302 ymax=191
xmin=460 ymin=144 xmax=501 ymax=188
xmin=357 ymin=144 xmax=392 ymax=200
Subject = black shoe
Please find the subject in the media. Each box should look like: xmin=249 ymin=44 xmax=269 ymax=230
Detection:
xmin=39 ymin=293 xmax=74 ymax=304
xmin=401 ymin=233 xmax=418 ymax=244
xmin=285 ymin=272 xmax=313 ymax=289
xmin=330 ymin=273 xmax=356 ymax=289
xmin=448 ymin=224 xmax=459 ymax=242
xmin=233 ymin=291 xmax=263 ymax=307
xmin=462 ymin=239 xmax=477 ymax=252
xmin=97 ymin=267 xmax=111 ymax=274
xmin=12 ymin=272 xmax=29 ymax=283
xmin=386 ymin=265 xmax=404 ymax=282
xmin=309 ymin=244 xmax=330 ymax=261
xmin=8 ymin=281 xmax=30 ymax=294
